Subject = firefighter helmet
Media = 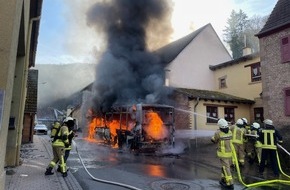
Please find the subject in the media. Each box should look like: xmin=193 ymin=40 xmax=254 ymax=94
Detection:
xmin=64 ymin=117 xmax=74 ymax=122
xmin=236 ymin=119 xmax=244 ymax=125
xmin=263 ymin=119 xmax=273 ymax=125
xmin=218 ymin=118 xmax=229 ymax=129
xmin=241 ymin=118 xmax=248 ymax=125
xmin=252 ymin=122 xmax=260 ymax=129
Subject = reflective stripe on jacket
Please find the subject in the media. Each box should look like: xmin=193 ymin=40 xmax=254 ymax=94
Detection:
xmin=260 ymin=129 xmax=276 ymax=150
xmin=212 ymin=130 xmax=233 ymax=158
xmin=52 ymin=125 xmax=69 ymax=147
xmin=230 ymin=126 xmax=244 ymax=145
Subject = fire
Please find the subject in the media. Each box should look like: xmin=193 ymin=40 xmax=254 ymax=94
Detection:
xmin=88 ymin=117 xmax=103 ymax=139
xmin=107 ymin=119 xmax=125 ymax=137
xmin=144 ymin=111 xmax=168 ymax=140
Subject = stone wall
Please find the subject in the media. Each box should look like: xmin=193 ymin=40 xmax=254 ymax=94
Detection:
xmin=260 ymin=28 xmax=290 ymax=128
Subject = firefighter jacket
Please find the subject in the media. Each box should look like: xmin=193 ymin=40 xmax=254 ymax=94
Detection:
xmin=258 ymin=125 xmax=282 ymax=150
xmin=250 ymin=129 xmax=262 ymax=148
xmin=211 ymin=130 xmax=233 ymax=158
xmin=52 ymin=125 xmax=69 ymax=147
xmin=230 ymin=125 xmax=245 ymax=145
xmin=65 ymin=130 xmax=75 ymax=150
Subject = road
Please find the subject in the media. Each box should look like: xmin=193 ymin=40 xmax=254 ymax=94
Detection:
xmin=66 ymin=132 xmax=290 ymax=190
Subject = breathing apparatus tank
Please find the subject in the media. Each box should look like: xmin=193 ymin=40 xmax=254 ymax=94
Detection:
xmin=51 ymin=121 xmax=61 ymax=139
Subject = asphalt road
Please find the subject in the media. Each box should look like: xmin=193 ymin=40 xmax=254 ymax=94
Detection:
xmin=66 ymin=133 xmax=290 ymax=190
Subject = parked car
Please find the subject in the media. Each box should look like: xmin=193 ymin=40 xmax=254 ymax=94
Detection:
xmin=34 ymin=124 xmax=48 ymax=135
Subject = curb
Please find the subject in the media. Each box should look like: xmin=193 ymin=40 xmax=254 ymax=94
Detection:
xmin=40 ymin=136 xmax=83 ymax=190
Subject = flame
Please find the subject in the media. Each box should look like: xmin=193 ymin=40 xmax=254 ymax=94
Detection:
xmin=145 ymin=111 xmax=168 ymax=140
xmin=107 ymin=119 xmax=127 ymax=136
xmin=88 ymin=117 xmax=103 ymax=139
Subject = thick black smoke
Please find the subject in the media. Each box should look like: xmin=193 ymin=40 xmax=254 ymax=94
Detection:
xmin=86 ymin=0 xmax=173 ymax=113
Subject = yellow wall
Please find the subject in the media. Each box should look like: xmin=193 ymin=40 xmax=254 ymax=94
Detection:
xmin=213 ymin=57 xmax=262 ymax=101
xmin=189 ymin=100 xmax=251 ymax=131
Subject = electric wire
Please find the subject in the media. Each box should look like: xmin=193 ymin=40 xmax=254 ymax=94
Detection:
xmin=72 ymin=140 xmax=142 ymax=190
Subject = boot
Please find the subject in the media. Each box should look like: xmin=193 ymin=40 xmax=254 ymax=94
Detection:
xmin=45 ymin=167 xmax=54 ymax=175
xmin=62 ymin=172 xmax=68 ymax=177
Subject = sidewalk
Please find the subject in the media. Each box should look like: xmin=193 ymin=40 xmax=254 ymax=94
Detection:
xmin=5 ymin=135 xmax=83 ymax=190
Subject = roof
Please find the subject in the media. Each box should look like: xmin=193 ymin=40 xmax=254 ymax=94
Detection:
xmin=154 ymin=24 xmax=210 ymax=64
xmin=209 ymin=52 xmax=259 ymax=71
xmin=256 ymin=0 xmax=290 ymax=38
xmin=29 ymin=0 xmax=43 ymax=67
xmin=175 ymin=88 xmax=255 ymax=104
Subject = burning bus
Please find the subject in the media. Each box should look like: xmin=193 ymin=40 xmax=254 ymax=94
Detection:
xmin=88 ymin=104 xmax=175 ymax=153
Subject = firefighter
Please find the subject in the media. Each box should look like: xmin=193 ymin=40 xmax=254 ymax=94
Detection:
xmin=241 ymin=118 xmax=252 ymax=160
xmin=57 ymin=117 xmax=76 ymax=172
xmin=211 ymin=118 xmax=234 ymax=189
xmin=230 ymin=118 xmax=246 ymax=167
xmin=250 ymin=122 xmax=262 ymax=165
xmin=259 ymin=119 xmax=283 ymax=177
xmin=45 ymin=117 xmax=73 ymax=177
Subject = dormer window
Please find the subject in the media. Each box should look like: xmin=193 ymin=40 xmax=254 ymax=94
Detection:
xmin=251 ymin=63 xmax=261 ymax=82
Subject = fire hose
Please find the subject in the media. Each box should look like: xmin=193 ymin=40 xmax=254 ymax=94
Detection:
xmin=72 ymin=140 xmax=142 ymax=190
xmin=232 ymin=143 xmax=290 ymax=188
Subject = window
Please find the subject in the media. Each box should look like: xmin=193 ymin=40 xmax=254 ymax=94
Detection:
xmin=224 ymin=107 xmax=235 ymax=124
xmin=206 ymin=106 xmax=218 ymax=123
xmin=254 ymin=107 xmax=264 ymax=123
xmin=219 ymin=76 xmax=227 ymax=89
xmin=281 ymin=36 xmax=290 ymax=63
xmin=285 ymin=88 xmax=290 ymax=116
xmin=251 ymin=63 xmax=261 ymax=82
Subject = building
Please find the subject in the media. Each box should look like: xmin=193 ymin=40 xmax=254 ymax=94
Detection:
xmin=256 ymin=0 xmax=290 ymax=128
xmin=156 ymin=23 xmax=232 ymax=90
xmin=0 ymin=0 xmax=42 ymax=189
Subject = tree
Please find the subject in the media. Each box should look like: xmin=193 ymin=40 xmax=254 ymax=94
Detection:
xmin=223 ymin=10 xmax=268 ymax=59
xmin=244 ymin=15 xmax=269 ymax=53
xmin=223 ymin=10 xmax=249 ymax=59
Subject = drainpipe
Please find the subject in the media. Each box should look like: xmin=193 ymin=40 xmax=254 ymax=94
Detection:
xmin=193 ymin=97 xmax=200 ymax=148
xmin=16 ymin=16 xmax=41 ymax=165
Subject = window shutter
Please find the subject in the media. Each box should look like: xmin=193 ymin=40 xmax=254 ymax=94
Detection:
xmin=285 ymin=89 xmax=290 ymax=116
xmin=281 ymin=36 xmax=290 ymax=63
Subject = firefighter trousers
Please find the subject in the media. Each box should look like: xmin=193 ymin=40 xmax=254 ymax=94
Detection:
xmin=220 ymin=157 xmax=233 ymax=186
xmin=48 ymin=146 xmax=66 ymax=173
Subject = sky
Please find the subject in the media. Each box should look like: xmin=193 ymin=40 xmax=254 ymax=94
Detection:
xmin=35 ymin=0 xmax=278 ymax=65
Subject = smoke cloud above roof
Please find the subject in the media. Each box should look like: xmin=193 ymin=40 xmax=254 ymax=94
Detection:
xmin=86 ymin=0 xmax=174 ymax=113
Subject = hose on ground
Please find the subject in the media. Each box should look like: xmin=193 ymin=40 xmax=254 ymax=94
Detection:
xmin=232 ymin=143 xmax=290 ymax=188
xmin=72 ymin=140 xmax=142 ymax=190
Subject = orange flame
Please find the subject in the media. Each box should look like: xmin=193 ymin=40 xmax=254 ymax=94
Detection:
xmin=107 ymin=119 xmax=127 ymax=137
xmin=88 ymin=117 xmax=103 ymax=139
xmin=144 ymin=111 xmax=168 ymax=140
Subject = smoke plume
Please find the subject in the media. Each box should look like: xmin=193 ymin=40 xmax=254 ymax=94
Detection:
xmin=86 ymin=0 xmax=174 ymax=113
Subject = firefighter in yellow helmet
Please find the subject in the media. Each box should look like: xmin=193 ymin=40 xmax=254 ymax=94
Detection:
xmin=45 ymin=117 xmax=74 ymax=177
xmin=211 ymin=118 xmax=234 ymax=189
xmin=230 ymin=118 xmax=246 ymax=167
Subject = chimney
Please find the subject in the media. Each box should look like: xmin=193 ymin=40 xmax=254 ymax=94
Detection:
xmin=243 ymin=34 xmax=252 ymax=56
xmin=243 ymin=47 xmax=252 ymax=56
